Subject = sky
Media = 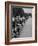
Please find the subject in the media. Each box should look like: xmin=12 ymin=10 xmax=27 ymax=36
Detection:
xmin=23 ymin=8 xmax=32 ymax=13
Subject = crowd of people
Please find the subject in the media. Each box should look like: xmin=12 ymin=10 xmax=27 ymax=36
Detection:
xmin=11 ymin=7 xmax=32 ymax=38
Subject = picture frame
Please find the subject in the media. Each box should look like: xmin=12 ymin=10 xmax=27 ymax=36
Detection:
xmin=5 ymin=1 xmax=37 ymax=45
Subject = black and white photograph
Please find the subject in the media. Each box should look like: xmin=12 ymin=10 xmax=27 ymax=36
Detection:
xmin=11 ymin=6 xmax=32 ymax=38
xmin=5 ymin=2 xmax=37 ymax=44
